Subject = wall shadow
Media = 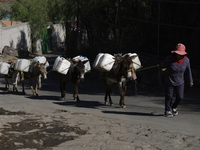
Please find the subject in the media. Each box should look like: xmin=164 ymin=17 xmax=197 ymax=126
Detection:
xmin=17 ymin=30 xmax=29 ymax=58
xmin=17 ymin=30 xmax=27 ymax=50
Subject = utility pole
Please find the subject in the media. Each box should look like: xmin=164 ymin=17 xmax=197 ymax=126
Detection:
xmin=157 ymin=1 xmax=160 ymax=56
xmin=118 ymin=0 xmax=121 ymax=52
xmin=76 ymin=0 xmax=80 ymax=54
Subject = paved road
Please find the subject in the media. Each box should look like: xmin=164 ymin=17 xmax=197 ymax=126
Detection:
xmin=0 ymin=52 xmax=200 ymax=138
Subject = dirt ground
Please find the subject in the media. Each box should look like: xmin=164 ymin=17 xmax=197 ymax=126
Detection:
xmin=0 ymin=108 xmax=87 ymax=150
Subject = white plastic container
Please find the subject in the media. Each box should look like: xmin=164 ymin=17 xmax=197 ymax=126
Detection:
xmin=72 ymin=55 xmax=82 ymax=62
xmin=56 ymin=59 xmax=71 ymax=75
xmin=123 ymin=53 xmax=141 ymax=70
xmin=34 ymin=56 xmax=49 ymax=68
xmin=0 ymin=62 xmax=10 ymax=75
xmin=73 ymin=55 xmax=91 ymax=73
xmin=53 ymin=56 xmax=64 ymax=71
xmin=98 ymin=53 xmax=115 ymax=71
xmin=34 ymin=56 xmax=46 ymax=64
xmin=93 ymin=53 xmax=104 ymax=69
xmin=14 ymin=59 xmax=30 ymax=72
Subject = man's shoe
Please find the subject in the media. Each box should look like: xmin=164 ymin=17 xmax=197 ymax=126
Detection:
xmin=164 ymin=111 xmax=173 ymax=117
xmin=172 ymin=108 xmax=178 ymax=116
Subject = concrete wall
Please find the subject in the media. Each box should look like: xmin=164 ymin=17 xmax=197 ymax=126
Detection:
xmin=0 ymin=22 xmax=31 ymax=54
xmin=0 ymin=23 xmax=66 ymax=54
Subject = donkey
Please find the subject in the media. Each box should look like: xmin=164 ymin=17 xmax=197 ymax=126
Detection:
xmin=4 ymin=65 xmax=20 ymax=92
xmin=103 ymin=54 xmax=137 ymax=108
xmin=58 ymin=59 xmax=88 ymax=101
xmin=21 ymin=61 xmax=48 ymax=96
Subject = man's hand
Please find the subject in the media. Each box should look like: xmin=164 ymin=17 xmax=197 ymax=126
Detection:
xmin=190 ymin=82 xmax=194 ymax=87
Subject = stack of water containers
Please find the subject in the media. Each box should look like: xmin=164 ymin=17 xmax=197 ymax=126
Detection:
xmin=123 ymin=53 xmax=141 ymax=70
xmin=0 ymin=61 xmax=10 ymax=75
xmin=14 ymin=59 xmax=31 ymax=72
xmin=53 ymin=56 xmax=71 ymax=75
xmin=93 ymin=53 xmax=115 ymax=72
xmin=72 ymin=55 xmax=91 ymax=73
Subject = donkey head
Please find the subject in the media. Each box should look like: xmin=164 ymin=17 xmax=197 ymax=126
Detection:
xmin=34 ymin=61 xmax=48 ymax=79
xmin=114 ymin=54 xmax=136 ymax=79
xmin=72 ymin=60 xmax=88 ymax=80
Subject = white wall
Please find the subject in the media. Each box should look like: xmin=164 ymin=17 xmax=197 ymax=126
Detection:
xmin=0 ymin=22 xmax=31 ymax=54
xmin=0 ymin=23 xmax=66 ymax=54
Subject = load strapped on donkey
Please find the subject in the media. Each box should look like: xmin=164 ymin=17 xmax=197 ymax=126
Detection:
xmin=0 ymin=46 xmax=49 ymax=96
xmin=52 ymin=55 xmax=91 ymax=101
xmin=93 ymin=52 xmax=142 ymax=108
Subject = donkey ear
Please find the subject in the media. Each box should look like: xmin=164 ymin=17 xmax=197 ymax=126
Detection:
xmin=114 ymin=57 xmax=123 ymax=61
xmin=37 ymin=61 xmax=40 ymax=66
xmin=34 ymin=61 xmax=39 ymax=67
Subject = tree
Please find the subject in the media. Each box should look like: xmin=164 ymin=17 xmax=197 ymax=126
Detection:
xmin=11 ymin=0 xmax=50 ymax=53
xmin=46 ymin=0 xmax=77 ymax=57
xmin=0 ymin=0 xmax=14 ymax=20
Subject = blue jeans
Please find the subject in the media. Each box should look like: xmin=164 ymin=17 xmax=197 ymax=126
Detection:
xmin=165 ymin=83 xmax=184 ymax=111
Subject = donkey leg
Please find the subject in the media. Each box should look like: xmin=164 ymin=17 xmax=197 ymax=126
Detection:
xmin=37 ymin=74 xmax=42 ymax=89
xmin=104 ymin=90 xmax=108 ymax=105
xmin=105 ymin=79 xmax=113 ymax=105
xmin=104 ymin=89 xmax=113 ymax=106
xmin=108 ymin=91 xmax=113 ymax=106
xmin=20 ymin=71 xmax=26 ymax=94
xmin=121 ymin=85 xmax=127 ymax=108
xmin=12 ymin=71 xmax=19 ymax=92
xmin=29 ymin=78 xmax=36 ymax=96
xmin=59 ymin=77 xmax=66 ymax=100
xmin=73 ymin=82 xmax=80 ymax=101
xmin=4 ymin=76 xmax=10 ymax=91
xmin=118 ymin=83 xmax=126 ymax=108
xmin=21 ymin=80 xmax=26 ymax=94
xmin=35 ymin=79 xmax=39 ymax=96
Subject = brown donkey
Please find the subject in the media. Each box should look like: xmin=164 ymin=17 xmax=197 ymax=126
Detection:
xmin=21 ymin=61 xmax=48 ymax=96
xmin=58 ymin=59 xmax=88 ymax=101
xmin=103 ymin=54 xmax=137 ymax=108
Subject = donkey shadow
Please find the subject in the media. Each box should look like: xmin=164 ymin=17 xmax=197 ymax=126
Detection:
xmin=102 ymin=110 xmax=163 ymax=117
xmin=26 ymin=95 xmax=61 ymax=101
xmin=54 ymin=99 xmax=104 ymax=109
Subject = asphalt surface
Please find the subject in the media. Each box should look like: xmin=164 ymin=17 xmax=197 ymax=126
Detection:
xmin=0 ymin=51 xmax=200 ymax=138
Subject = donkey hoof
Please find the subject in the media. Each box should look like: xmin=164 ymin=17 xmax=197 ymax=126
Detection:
xmin=76 ymin=96 xmax=80 ymax=101
xmin=110 ymin=103 xmax=114 ymax=106
xmin=60 ymin=97 xmax=65 ymax=101
xmin=121 ymin=105 xmax=126 ymax=108
xmin=104 ymin=101 xmax=109 ymax=105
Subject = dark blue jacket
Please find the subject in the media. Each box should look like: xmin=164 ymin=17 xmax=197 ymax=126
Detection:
xmin=160 ymin=54 xmax=193 ymax=86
